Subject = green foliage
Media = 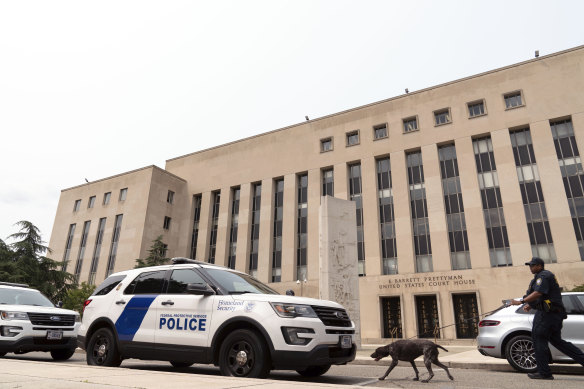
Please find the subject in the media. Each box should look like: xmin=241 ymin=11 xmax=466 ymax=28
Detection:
xmin=570 ymin=284 xmax=584 ymax=292
xmin=63 ymin=282 xmax=96 ymax=313
xmin=0 ymin=221 xmax=75 ymax=303
xmin=135 ymin=235 xmax=170 ymax=268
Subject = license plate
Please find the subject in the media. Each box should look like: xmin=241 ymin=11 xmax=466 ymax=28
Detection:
xmin=47 ymin=330 xmax=63 ymax=340
xmin=340 ymin=335 xmax=352 ymax=349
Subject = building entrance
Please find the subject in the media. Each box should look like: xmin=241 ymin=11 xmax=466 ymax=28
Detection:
xmin=381 ymin=296 xmax=402 ymax=338
xmin=415 ymin=295 xmax=440 ymax=338
xmin=452 ymin=293 xmax=479 ymax=338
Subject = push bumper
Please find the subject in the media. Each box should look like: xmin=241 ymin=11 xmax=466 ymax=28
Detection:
xmin=0 ymin=336 xmax=77 ymax=353
xmin=271 ymin=343 xmax=356 ymax=370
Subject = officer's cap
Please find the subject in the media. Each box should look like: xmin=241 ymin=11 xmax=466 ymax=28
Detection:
xmin=524 ymin=257 xmax=545 ymax=266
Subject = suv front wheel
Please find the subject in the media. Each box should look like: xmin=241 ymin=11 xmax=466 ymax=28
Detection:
xmin=505 ymin=334 xmax=537 ymax=373
xmin=218 ymin=329 xmax=270 ymax=378
xmin=87 ymin=328 xmax=122 ymax=367
xmin=51 ymin=348 xmax=76 ymax=361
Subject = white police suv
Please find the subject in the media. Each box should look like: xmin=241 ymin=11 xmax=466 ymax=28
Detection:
xmin=0 ymin=282 xmax=80 ymax=360
xmin=78 ymin=258 xmax=356 ymax=378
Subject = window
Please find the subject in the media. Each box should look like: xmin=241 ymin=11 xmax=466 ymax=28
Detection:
xmin=89 ymin=217 xmax=107 ymax=285
xmin=61 ymin=224 xmax=76 ymax=271
xmin=208 ymin=191 xmax=220 ymax=263
xmin=320 ymin=137 xmax=333 ymax=152
xmin=403 ymin=117 xmax=418 ymax=133
xmin=273 ymin=179 xmax=284 ymax=282
xmin=167 ymin=190 xmax=175 ymax=204
xmin=74 ymin=220 xmax=91 ymax=281
xmin=190 ymin=195 xmax=202 ymax=259
xmin=349 ymin=163 xmax=365 ymax=276
xmin=504 ymin=91 xmax=524 ymax=109
xmin=377 ymin=157 xmax=397 ymax=274
xmin=163 ymin=216 xmax=171 ymax=230
xmin=249 ymin=183 xmax=262 ymax=277
xmin=322 ymin=168 xmax=334 ymax=197
xmin=167 ymin=269 xmax=206 ymax=294
xmin=228 ymin=188 xmax=240 ymax=269
xmin=468 ymin=100 xmax=486 ymax=118
xmin=119 ymin=188 xmax=128 ymax=201
xmin=105 ymin=214 xmax=123 ymax=277
xmin=88 ymin=196 xmax=96 ymax=209
xmin=124 ymin=270 xmax=166 ymax=295
xmin=103 ymin=192 xmax=111 ymax=205
xmin=297 ymin=175 xmax=308 ymax=281
xmin=73 ymin=199 xmax=81 ymax=212
xmin=434 ymin=108 xmax=451 ymax=126
xmin=374 ymin=124 xmax=388 ymax=140
xmin=346 ymin=130 xmax=360 ymax=146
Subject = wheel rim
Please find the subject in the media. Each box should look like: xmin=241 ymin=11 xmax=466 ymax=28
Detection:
xmin=509 ymin=339 xmax=536 ymax=370
xmin=226 ymin=340 xmax=255 ymax=376
xmin=92 ymin=333 xmax=110 ymax=365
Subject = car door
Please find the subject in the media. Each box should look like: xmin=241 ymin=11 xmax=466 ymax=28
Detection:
xmin=551 ymin=294 xmax=584 ymax=359
xmin=154 ymin=268 xmax=215 ymax=360
xmin=111 ymin=270 xmax=166 ymax=357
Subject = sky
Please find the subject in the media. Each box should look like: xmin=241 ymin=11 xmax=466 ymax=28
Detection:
xmin=1 ymin=0 xmax=583 ymax=247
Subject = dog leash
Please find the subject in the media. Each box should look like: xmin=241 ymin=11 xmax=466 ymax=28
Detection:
xmin=404 ymin=303 xmax=507 ymax=340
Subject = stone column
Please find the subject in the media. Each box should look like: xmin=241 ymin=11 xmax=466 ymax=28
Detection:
xmin=319 ymin=196 xmax=361 ymax=348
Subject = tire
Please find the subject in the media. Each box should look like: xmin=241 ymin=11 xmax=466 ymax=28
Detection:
xmin=296 ymin=365 xmax=331 ymax=377
xmin=50 ymin=348 xmax=76 ymax=361
xmin=170 ymin=361 xmax=194 ymax=368
xmin=86 ymin=328 xmax=122 ymax=367
xmin=505 ymin=334 xmax=537 ymax=373
xmin=0 ymin=352 xmax=6 ymax=357
xmin=218 ymin=329 xmax=270 ymax=378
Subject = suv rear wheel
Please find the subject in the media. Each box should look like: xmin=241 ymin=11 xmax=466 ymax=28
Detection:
xmin=218 ymin=329 xmax=270 ymax=378
xmin=50 ymin=348 xmax=76 ymax=361
xmin=505 ymin=334 xmax=537 ymax=373
xmin=87 ymin=328 xmax=122 ymax=367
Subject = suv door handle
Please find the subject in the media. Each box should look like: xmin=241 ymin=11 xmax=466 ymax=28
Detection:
xmin=115 ymin=300 xmax=126 ymax=305
xmin=161 ymin=300 xmax=174 ymax=306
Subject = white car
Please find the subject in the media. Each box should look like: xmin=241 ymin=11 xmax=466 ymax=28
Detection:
xmin=78 ymin=258 xmax=356 ymax=378
xmin=0 ymin=282 xmax=81 ymax=360
xmin=477 ymin=292 xmax=584 ymax=372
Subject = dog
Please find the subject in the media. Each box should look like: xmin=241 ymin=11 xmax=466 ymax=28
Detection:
xmin=370 ymin=339 xmax=454 ymax=383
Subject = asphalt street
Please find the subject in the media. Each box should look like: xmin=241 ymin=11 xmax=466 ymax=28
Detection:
xmin=1 ymin=351 xmax=583 ymax=388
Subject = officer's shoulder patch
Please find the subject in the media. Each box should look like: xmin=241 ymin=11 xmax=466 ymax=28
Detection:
xmin=536 ymin=278 xmax=542 ymax=285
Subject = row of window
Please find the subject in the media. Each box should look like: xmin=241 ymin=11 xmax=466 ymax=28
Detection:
xmin=189 ymin=117 xmax=578 ymax=280
xmin=73 ymin=189 xmax=176 ymax=212
xmin=319 ymin=90 xmax=525 ymax=152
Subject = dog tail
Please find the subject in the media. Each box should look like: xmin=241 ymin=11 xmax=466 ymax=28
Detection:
xmin=437 ymin=345 xmax=449 ymax=352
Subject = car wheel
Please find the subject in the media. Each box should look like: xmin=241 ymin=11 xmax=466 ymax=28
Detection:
xmin=50 ymin=348 xmax=76 ymax=361
xmin=219 ymin=329 xmax=270 ymax=378
xmin=505 ymin=334 xmax=537 ymax=373
xmin=170 ymin=361 xmax=194 ymax=368
xmin=87 ymin=328 xmax=122 ymax=367
xmin=0 ymin=352 xmax=6 ymax=357
xmin=296 ymin=365 xmax=331 ymax=377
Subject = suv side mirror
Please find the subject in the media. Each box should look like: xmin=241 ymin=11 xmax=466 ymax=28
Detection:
xmin=56 ymin=301 xmax=63 ymax=308
xmin=186 ymin=283 xmax=215 ymax=296
xmin=285 ymin=289 xmax=295 ymax=296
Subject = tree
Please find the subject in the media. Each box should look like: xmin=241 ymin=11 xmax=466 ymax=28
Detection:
xmin=570 ymin=284 xmax=584 ymax=292
xmin=5 ymin=221 xmax=75 ymax=302
xmin=0 ymin=238 xmax=18 ymax=281
xmin=63 ymin=282 xmax=96 ymax=314
xmin=135 ymin=236 xmax=170 ymax=268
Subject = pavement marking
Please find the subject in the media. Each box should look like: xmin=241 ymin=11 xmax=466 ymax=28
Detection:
xmin=356 ymin=378 xmax=380 ymax=386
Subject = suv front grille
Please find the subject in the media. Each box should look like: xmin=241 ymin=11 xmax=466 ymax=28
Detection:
xmin=311 ymin=306 xmax=351 ymax=327
xmin=27 ymin=313 xmax=75 ymax=327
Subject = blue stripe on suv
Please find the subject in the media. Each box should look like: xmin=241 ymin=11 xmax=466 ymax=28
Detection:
xmin=115 ymin=295 xmax=157 ymax=341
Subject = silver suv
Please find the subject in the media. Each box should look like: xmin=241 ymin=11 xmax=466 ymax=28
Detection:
xmin=0 ymin=282 xmax=80 ymax=360
xmin=477 ymin=292 xmax=584 ymax=372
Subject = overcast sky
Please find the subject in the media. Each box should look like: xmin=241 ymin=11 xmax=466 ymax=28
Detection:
xmin=1 ymin=0 xmax=583 ymax=248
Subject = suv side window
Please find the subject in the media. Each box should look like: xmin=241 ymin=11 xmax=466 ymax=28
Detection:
xmin=562 ymin=295 xmax=581 ymax=314
xmin=93 ymin=275 xmax=126 ymax=296
xmin=167 ymin=269 xmax=206 ymax=294
xmin=124 ymin=271 xmax=166 ymax=295
xmin=574 ymin=295 xmax=584 ymax=314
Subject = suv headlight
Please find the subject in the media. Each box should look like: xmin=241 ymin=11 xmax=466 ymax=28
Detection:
xmin=270 ymin=303 xmax=317 ymax=318
xmin=0 ymin=311 xmax=29 ymax=321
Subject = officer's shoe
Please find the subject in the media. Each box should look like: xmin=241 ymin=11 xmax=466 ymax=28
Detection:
xmin=527 ymin=373 xmax=554 ymax=380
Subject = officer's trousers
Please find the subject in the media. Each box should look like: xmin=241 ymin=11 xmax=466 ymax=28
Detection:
xmin=532 ymin=310 xmax=584 ymax=376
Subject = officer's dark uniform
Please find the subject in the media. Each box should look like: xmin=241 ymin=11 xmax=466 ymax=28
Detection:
xmin=525 ymin=262 xmax=584 ymax=377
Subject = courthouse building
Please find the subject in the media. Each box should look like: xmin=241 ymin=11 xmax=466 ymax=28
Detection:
xmin=49 ymin=46 xmax=584 ymax=342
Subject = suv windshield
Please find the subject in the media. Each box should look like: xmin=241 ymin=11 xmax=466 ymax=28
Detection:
xmin=0 ymin=288 xmax=54 ymax=307
xmin=205 ymin=268 xmax=278 ymax=295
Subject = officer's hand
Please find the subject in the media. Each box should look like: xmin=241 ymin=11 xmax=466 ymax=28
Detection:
xmin=509 ymin=299 xmax=522 ymax=306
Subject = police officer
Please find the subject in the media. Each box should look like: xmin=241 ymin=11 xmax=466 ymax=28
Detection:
xmin=509 ymin=257 xmax=584 ymax=379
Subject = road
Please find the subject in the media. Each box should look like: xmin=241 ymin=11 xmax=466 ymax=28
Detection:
xmin=2 ymin=351 xmax=583 ymax=388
